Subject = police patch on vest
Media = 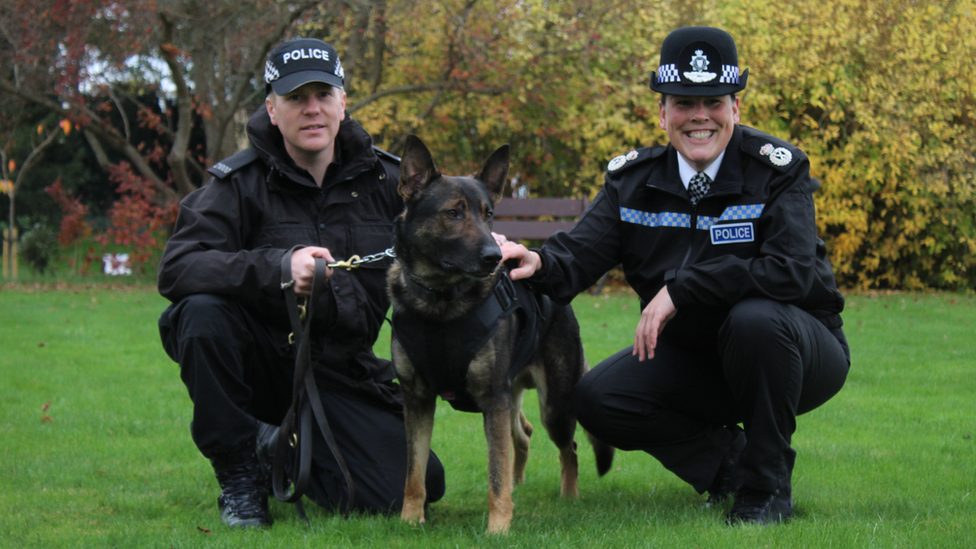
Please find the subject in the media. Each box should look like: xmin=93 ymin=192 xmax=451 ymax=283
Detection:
xmin=710 ymin=222 xmax=754 ymax=245
xmin=608 ymin=155 xmax=627 ymax=172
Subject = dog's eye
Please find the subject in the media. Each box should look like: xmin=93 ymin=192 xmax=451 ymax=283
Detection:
xmin=485 ymin=211 xmax=493 ymax=220
xmin=445 ymin=209 xmax=459 ymax=218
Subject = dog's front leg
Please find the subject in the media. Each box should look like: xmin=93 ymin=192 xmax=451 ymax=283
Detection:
xmin=396 ymin=346 xmax=437 ymax=527
xmin=401 ymin=389 xmax=436 ymax=526
xmin=483 ymin=404 xmax=515 ymax=534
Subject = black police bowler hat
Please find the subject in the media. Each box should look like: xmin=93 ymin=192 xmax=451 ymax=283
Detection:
xmin=649 ymin=27 xmax=748 ymax=97
xmin=264 ymin=38 xmax=344 ymax=95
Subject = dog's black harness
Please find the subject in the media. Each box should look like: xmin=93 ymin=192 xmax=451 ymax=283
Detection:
xmin=391 ymin=273 xmax=550 ymax=413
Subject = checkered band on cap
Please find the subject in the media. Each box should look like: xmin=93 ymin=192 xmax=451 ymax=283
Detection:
xmin=657 ymin=64 xmax=680 ymax=84
xmin=720 ymin=65 xmax=740 ymax=84
xmin=264 ymin=60 xmax=280 ymax=84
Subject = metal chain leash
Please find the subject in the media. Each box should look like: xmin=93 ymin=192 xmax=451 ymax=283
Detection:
xmin=280 ymin=247 xmax=397 ymax=318
xmin=326 ymin=247 xmax=396 ymax=270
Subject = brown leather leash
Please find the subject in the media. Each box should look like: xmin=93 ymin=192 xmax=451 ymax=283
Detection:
xmin=273 ymin=246 xmax=359 ymax=521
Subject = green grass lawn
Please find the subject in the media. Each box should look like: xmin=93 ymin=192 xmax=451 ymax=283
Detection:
xmin=1 ymin=284 xmax=973 ymax=548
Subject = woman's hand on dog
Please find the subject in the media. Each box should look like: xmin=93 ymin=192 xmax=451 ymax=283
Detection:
xmin=290 ymin=246 xmax=335 ymax=297
xmin=499 ymin=240 xmax=542 ymax=281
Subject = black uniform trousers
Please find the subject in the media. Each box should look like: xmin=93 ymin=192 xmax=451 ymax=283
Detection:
xmin=574 ymin=297 xmax=850 ymax=495
xmin=158 ymin=294 xmax=445 ymax=514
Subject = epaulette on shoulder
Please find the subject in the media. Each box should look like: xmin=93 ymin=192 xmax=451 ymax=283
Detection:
xmin=207 ymin=148 xmax=259 ymax=180
xmin=372 ymin=145 xmax=401 ymax=164
xmin=740 ymin=127 xmax=804 ymax=172
xmin=605 ymin=146 xmax=666 ymax=176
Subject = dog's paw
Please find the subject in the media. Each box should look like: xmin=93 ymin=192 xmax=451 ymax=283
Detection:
xmin=400 ymin=506 xmax=426 ymax=527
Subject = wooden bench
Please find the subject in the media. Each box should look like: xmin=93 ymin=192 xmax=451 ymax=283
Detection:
xmin=492 ymin=197 xmax=612 ymax=294
xmin=492 ymin=197 xmax=589 ymax=241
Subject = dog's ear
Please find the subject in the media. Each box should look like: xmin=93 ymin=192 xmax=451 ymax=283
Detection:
xmin=399 ymin=135 xmax=441 ymax=203
xmin=476 ymin=144 xmax=510 ymax=205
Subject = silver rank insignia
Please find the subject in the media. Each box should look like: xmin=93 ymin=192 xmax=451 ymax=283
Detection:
xmin=626 ymin=150 xmax=639 ymax=160
xmin=760 ymin=143 xmax=793 ymax=167
xmin=683 ymin=50 xmax=717 ymax=83
xmin=608 ymin=155 xmax=628 ymax=172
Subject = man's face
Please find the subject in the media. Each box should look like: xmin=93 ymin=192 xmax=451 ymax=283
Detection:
xmin=266 ymin=82 xmax=346 ymax=161
xmin=659 ymin=94 xmax=740 ymax=172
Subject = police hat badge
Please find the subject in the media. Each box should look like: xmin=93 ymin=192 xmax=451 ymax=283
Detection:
xmin=650 ymin=27 xmax=748 ymax=97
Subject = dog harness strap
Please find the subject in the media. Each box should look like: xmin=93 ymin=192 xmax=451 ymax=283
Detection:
xmin=498 ymin=274 xmax=550 ymax=382
xmin=391 ymin=274 xmax=548 ymax=414
xmin=273 ymin=248 xmax=357 ymax=518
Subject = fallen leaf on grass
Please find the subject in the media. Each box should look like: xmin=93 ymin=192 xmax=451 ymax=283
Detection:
xmin=41 ymin=415 xmax=54 ymax=424
xmin=41 ymin=401 xmax=50 ymax=412
xmin=196 ymin=526 xmax=212 ymax=534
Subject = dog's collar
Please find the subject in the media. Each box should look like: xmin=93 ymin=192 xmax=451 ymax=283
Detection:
xmin=405 ymin=274 xmax=463 ymax=301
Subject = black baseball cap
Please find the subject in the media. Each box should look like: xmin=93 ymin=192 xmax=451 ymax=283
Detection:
xmin=649 ymin=27 xmax=748 ymax=97
xmin=264 ymin=38 xmax=344 ymax=95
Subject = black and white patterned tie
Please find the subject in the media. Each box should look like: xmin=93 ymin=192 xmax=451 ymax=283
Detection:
xmin=688 ymin=172 xmax=711 ymax=207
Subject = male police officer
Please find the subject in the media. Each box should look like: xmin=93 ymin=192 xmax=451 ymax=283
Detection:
xmin=501 ymin=27 xmax=850 ymax=525
xmin=158 ymin=38 xmax=444 ymax=528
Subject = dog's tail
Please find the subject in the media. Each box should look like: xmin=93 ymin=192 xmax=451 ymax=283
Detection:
xmin=586 ymin=430 xmax=615 ymax=476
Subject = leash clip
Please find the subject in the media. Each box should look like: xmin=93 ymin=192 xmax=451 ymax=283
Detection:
xmin=328 ymin=255 xmax=361 ymax=270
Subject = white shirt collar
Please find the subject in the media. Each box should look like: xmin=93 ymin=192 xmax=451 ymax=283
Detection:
xmin=676 ymin=150 xmax=725 ymax=190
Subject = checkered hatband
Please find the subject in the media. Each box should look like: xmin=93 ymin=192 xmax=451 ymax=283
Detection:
xmin=657 ymin=64 xmax=680 ymax=84
xmin=264 ymin=60 xmax=280 ymax=84
xmin=720 ymin=65 xmax=740 ymax=84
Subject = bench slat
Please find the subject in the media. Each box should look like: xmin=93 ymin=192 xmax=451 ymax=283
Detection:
xmin=492 ymin=220 xmax=577 ymax=240
xmin=494 ymin=198 xmax=587 ymax=217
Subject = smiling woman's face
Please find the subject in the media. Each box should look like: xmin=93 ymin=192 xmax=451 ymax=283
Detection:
xmin=659 ymin=94 xmax=740 ymax=172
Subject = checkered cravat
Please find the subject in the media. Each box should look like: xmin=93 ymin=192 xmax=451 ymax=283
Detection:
xmin=688 ymin=172 xmax=711 ymax=206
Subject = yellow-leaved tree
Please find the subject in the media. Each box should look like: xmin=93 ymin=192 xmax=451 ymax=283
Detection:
xmin=723 ymin=0 xmax=976 ymax=289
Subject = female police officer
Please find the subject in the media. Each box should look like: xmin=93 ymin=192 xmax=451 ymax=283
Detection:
xmin=501 ymin=27 xmax=850 ymax=525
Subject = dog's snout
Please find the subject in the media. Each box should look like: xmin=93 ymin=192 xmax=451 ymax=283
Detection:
xmin=481 ymin=245 xmax=503 ymax=267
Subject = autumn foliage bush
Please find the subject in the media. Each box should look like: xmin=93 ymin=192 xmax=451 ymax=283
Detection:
xmin=726 ymin=0 xmax=976 ymax=290
xmin=95 ymin=163 xmax=179 ymax=268
xmin=4 ymin=0 xmax=974 ymax=289
xmin=45 ymin=178 xmax=94 ymax=274
xmin=351 ymin=0 xmax=976 ymax=290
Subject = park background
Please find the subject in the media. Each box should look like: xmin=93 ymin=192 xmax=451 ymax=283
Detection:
xmin=1 ymin=0 xmax=974 ymax=547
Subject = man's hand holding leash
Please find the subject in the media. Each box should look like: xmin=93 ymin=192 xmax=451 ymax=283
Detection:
xmin=290 ymin=246 xmax=335 ymax=297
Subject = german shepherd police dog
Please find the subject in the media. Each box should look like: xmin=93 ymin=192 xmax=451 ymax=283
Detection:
xmin=388 ymin=135 xmax=614 ymax=534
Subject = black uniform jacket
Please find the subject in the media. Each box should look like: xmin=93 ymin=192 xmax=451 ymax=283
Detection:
xmin=158 ymin=107 xmax=403 ymax=383
xmin=530 ymin=125 xmax=844 ymax=346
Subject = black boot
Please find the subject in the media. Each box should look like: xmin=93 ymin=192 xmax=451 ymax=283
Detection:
xmin=211 ymin=448 xmax=273 ymax=528
xmin=255 ymin=421 xmax=280 ymax=489
xmin=705 ymin=425 xmax=746 ymax=505
xmin=726 ymin=484 xmax=793 ymax=525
